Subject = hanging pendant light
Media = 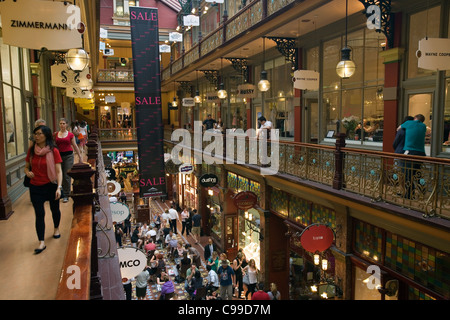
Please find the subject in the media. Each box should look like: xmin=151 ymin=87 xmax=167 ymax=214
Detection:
xmin=194 ymin=70 xmax=202 ymax=103
xmin=258 ymin=37 xmax=270 ymax=92
xmin=336 ymin=0 xmax=356 ymax=79
xmin=217 ymin=58 xmax=227 ymax=99
xmin=172 ymin=81 xmax=178 ymax=107
xmin=65 ymin=48 xmax=90 ymax=72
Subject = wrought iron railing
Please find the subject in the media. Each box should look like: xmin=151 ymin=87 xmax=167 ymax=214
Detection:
xmin=98 ymin=128 xmax=137 ymax=141
xmin=97 ymin=69 xmax=134 ymax=83
xmin=164 ymin=127 xmax=450 ymax=220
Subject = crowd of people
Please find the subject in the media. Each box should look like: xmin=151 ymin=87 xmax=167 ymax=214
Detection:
xmin=114 ymin=199 xmax=281 ymax=301
xmin=24 ymin=118 xmax=89 ymax=254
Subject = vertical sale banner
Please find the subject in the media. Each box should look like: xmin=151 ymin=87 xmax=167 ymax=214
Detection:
xmin=130 ymin=7 xmax=166 ymax=198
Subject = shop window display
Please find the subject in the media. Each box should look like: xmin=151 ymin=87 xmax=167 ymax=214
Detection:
xmin=239 ymin=209 xmax=261 ymax=270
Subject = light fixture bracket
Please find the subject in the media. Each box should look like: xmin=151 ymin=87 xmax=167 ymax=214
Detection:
xmin=268 ymin=37 xmax=297 ymax=70
xmin=225 ymin=57 xmax=248 ymax=80
xmin=358 ymin=0 xmax=394 ymax=49
xmin=201 ymin=70 xmax=219 ymax=89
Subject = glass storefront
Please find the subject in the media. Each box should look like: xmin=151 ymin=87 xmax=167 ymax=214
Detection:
xmin=238 ymin=208 xmax=261 ymax=270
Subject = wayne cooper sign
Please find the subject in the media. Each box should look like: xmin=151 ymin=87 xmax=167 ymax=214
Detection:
xmin=416 ymin=38 xmax=450 ymax=71
xmin=0 ymin=0 xmax=83 ymax=50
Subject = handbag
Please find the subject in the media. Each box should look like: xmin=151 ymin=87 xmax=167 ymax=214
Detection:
xmin=243 ymin=272 xmax=249 ymax=285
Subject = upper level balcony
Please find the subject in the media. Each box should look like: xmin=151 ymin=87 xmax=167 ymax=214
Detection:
xmin=97 ymin=69 xmax=134 ymax=83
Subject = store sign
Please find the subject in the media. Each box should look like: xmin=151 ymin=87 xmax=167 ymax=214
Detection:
xmin=199 ymin=173 xmax=219 ymax=187
xmin=110 ymin=202 xmax=130 ymax=223
xmin=292 ymin=70 xmax=320 ymax=90
xmin=51 ymin=64 xmax=91 ymax=88
xmin=160 ymin=44 xmax=171 ymax=53
xmin=100 ymin=27 xmax=108 ymax=39
xmin=107 ymin=180 xmax=121 ymax=195
xmin=130 ymin=7 xmax=166 ymax=198
xmin=169 ymin=32 xmax=182 ymax=42
xmin=416 ymin=38 xmax=450 ymax=71
xmin=117 ymin=247 xmax=147 ymax=280
xmin=234 ymin=191 xmax=258 ymax=210
xmin=103 ymin=48 xmax=115 ymax=56
xmin=66 ymin=87 xmax=93 ymax=99
xmin=206 ymin=92 xmax=220 ymax=103
xmin=105 ymin=95 xmax=116 ymax=103
xmin=183 ymin=14 xmax=200 ymax=27
xmin=0 ymin=0 xmax=83 ymax=50
xmin=300 ymin=224 xmax=334 ymax=253
xmin=182 ymin=98 xmax=195 ymax=107
xmin=237 ymin=84 xmax=256 ymax=99
xmin=179 ymin=164 xmax=194 ymax=174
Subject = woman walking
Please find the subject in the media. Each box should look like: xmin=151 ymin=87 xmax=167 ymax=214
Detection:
xmin=54 ymin=118 xmax=83 ymax=203
xmin=243 ymin=259 xmax=259 ymax=300
xmin=24 ymin=125 xmax=63 ymax=254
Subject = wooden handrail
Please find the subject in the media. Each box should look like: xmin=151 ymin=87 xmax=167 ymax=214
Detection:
xmin=55 ymin=203 xmax=93 ymax=300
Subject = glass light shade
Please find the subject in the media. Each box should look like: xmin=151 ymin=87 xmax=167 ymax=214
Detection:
xmin=65 ymin=48 xmax=90 ymax=72
xmin=322 ymin=259 xmax=328 ymax=271
xmin=172 ymin=98 xmax=178 ymax=107
xmin=258 ymin=70 xmax=270 ymax=92
xmin=208 ymin=189 xmax=214 ymax=196
xmin=217 ymin=83 xmax=227 ymax=99
xmin=336 ymin=47 xmax=356 ymax=79
xmin=336 ymin=59 xmax=356 ymax=79
xmin=194 ymin=90 xmax=202 ymax=103
xmin=314 ymin=254 xmax=320 ymax=265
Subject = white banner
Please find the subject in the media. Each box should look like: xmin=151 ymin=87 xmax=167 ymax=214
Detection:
xmin=237 ymin=83 xmax=256 ymax=98
xmin=117 ymin=247 xmax=148 ymax=280
xmin=0 ymin=0 xmax=83 ymax=50
xmin=182 ymin=97 xmax=195 ymax=107
xmin=51 ymin=64 xmax=91 ymax=88
xmin=110 ymin=202 xmax=130 ymax=223
xmin=159 ymin=44 xmax=171 ymax=53
xmin=293 ymin=70 xmax=320 ymax=90
xmin=416 ymin=38 xmax=450 ymax=71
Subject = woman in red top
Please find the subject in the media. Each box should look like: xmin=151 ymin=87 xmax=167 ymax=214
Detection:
xmin=24 ymin=125 xmax=63 ymax=254
xmin=54 ymin=118 xmax=83 ymax=203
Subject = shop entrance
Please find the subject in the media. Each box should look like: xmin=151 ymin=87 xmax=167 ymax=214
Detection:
xmin=304 ymin=99 xmax=319 ymax=143
xmin=224 ymin=215 xmax=238 ymax=260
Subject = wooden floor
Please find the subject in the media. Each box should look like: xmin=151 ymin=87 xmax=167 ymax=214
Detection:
xmin=0 ymin=189 xmax=75 ymax=300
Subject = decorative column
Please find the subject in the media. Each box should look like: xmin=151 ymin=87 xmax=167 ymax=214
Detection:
xmin=0 ymin=96 xmax=13 ymax=220
xmin=333 ymin=133 xmax=346 ymax=190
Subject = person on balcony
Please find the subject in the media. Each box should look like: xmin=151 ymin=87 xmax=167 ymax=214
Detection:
xmin=393 ymin=116 xmax=414 ymax=154
xmin=203 ymin=114 xmax=217 ymax=131
xmin=24 ymin=125 xmax=63 ymax=254
xmin=54 ymin=118 xmax=83 ymax=203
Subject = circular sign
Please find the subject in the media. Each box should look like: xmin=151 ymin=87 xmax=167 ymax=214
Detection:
xmin=164 ymin=159 xmax=180 ymax=175
xmin=199 ymin=173 xmax=219 ymax=188
xmin=233 ymin=191 xmax=258 ymax=210
xmin=107 ymin=180 xmax=121 ymax=195
xmin=110 ymin=201 xmax=130 ymax=223
xmin=300 ymin=224 xmax=334 ymax=253
xmin=117 ymin=247 xmax=147 ymax=280
xmin=77 ymin=22 xmax=86 ymax=34
xmin=179 ymin=163 xmax=194 ymax=174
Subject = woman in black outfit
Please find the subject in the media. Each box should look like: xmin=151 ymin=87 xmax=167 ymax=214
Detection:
xmin=233 ymin=252 xmax=244 ymax=299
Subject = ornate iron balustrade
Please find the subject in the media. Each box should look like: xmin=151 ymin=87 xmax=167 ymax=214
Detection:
xmin=164 ymin=129 xmax=450 ymax=220
xmin=98 ymin=128 xmax=137 ymax=141
xmin=97 ymin=69 xmax=134 ymax=83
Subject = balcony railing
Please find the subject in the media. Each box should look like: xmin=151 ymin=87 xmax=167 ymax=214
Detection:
xmin=164 ymin=128 xmax=450 ymax=220
xmin=98 ymin=128 xmax=137 ymax=141
xmin=97 ymin=69 xmax=134 ymax=83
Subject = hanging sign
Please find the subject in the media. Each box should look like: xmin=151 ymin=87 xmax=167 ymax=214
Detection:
xmin=234 ymin=191 xmax=258 ymax=210
xmin=293 ymin=70 xmax=320 ymax=90
xmin=0 ymin=0 xmax=83 ymax=50
xmin=130 ymin=7 xmax=166 ymax=198
xmin=169 ymin=32 xmax=182 ymax=42
xmin=51 ymin=64 xmax=91 ymax=88
xmin=183 ymin=15 xmax=200 ymax=27
xmin=105 ymin=95 xmax=116 ymax=103
xmin=182 ymin=97 xmax=195 ymax=107
xmin=416 ymin=38 xmax=450 ymax=71
xmin=206 ymin=92 xmax=220 ymax=103
xmin=237 ymin=84 xmax=256 ymax=99
xmin=110 ymin=202 xmax=130 ymax=223
xmin=66 ymin=87 xmax=93 ymax=98
xmin=100 ymin=27 xmax=108 ymax=39
xmin=160 ymin=44 xmax=171 ymax=53
xmin=179 ymin=163 xmax=194 ymax=174
xmin=199 ymin=173 xmax=219 ymax=188
xmin=117 ymin=247 xmax=148 ymax=280
xmin=300 ymin=224 xmax=334 ymax=253
xmin=107 ymin=180 xmax=122 ymax=195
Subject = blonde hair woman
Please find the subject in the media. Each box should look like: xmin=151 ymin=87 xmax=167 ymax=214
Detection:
xmin=243 ymin=258 xmax=259 ymax=300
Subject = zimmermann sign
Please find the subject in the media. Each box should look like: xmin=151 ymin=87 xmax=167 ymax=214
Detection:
xmin=0 ymin=0 xmax=83 ymax=50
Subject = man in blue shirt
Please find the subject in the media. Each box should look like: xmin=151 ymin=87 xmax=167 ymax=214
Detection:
xmin=400 ymin=114 xmax=426 ymax=156
xmin=217 ymin=259 xmax=235 ymax=300
xmin=399 ymin=114 xmax=426 ymax=199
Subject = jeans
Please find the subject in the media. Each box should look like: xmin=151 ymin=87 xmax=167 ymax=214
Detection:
xmin=30 ymin=183 xmax=61 ymax=241
xmin=220 ymin=284 xmax=233 ymax=300
xmin=60 ymin=152 xmax=74 ymax=199
xmin=403 ymin=150 xmax=426 ymax=199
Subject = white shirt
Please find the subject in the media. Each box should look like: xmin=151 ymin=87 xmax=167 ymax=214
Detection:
xmin=181 ymin=210 xmax=189 ymax=221
xmin=207 ymin=270 xmax=220 ymax=287
xmin=161 ymin=212 xmax=170 ymax=223
xmin=146 ymin=229 xmax=156 ymax=237
xmin=168 ymin=208 xmax=178 ymax=220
